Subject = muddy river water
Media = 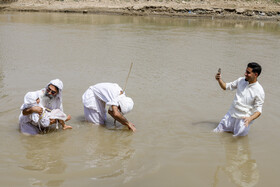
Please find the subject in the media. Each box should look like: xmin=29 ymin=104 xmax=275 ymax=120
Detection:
xmin=0 ymin=12 xmax=280 ymax=186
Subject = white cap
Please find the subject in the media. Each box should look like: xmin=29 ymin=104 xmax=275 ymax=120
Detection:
xmin=118 ymin=96 xmax=134 ymax=115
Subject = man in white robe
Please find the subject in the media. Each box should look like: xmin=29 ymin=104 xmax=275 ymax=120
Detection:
xmin=213 ymin=62 xmax=265 ymax=136
xmin=82 ymin=83 xmax=136 ymax=132
xmin=19 ymin=79 xmax=70 ymax=135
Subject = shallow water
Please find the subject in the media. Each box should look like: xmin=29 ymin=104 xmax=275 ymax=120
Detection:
xmin=0 ymin=12 xmax=280 ymax=187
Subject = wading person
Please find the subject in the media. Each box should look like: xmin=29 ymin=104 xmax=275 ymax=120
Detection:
xmin=213 ymin=62 xmax=265 ymax=136
xmin=19 ymin=79 xmax=71 ymax=135
xmin=23 ymin=91 xmax=72 ymax=131
xmin=82 ymin=83 xmax=136 ymax=132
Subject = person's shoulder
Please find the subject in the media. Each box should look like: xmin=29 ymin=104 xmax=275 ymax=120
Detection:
xmin=238 ymin=77 xmax=245 ymax=81
xmin=256 ymin=81 xmax=265 ymax=94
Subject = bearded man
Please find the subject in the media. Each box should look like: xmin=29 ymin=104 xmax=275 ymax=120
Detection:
xmin=19 ymin=79 xmax=70 ymax=135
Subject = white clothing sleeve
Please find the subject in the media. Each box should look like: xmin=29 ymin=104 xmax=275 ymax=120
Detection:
xmin=226 ymin=77 xmax=241 ymax=91
xmin=253 ymin=92 xmax=265 ymax=113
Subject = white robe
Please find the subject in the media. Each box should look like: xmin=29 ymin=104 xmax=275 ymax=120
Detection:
xmin=82 ymin=83 xmax=124 ymax=124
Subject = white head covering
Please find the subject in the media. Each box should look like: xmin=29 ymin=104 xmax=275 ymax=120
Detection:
xmin=20 ymin=91 xmax=40 ymax=110
xmin=118 ymin=96 xmax=134 ymax=115
xmin=47 ymin=79 xmax=63 ymax=94
xmin=44 ymin=79 xmax=63 ymax=110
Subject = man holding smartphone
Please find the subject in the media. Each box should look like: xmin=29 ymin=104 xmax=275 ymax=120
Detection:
xmin=214 ymin=62 xmax=265 ymax=136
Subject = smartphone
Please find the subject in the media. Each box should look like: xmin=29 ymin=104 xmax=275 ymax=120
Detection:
xmin=218 ymin=68 xmax=221 ymax=74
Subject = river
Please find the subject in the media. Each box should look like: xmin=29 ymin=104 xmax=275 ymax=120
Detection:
xmin=0 ymin=12 xmax=279 ymax=187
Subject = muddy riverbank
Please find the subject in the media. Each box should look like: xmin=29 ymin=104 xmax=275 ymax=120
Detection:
xmin=1 ymin=0 xmax=280 ymax=21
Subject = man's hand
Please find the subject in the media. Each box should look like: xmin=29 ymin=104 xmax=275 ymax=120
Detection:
xmin=108 ymin=106 xmax=136 ymax=132
xmin=127 ymin=122 xmax=136 ymax=132
xmin=242 ymin=112 xmax=261 ymax=127
xmin=243 ymin=117 xmax=252 ymax=127
xmin=33 ymin=106 xmax=43 ymax=115
xmin=23 ymin=106 xmax=43 ymax=115
xmin=215 ymin=72 xmax=226 ymax=90
xmin=215 ymin=72 xmax=221 ymax=81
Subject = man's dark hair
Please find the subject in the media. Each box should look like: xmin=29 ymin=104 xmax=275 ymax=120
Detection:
xmin=248 ymin=62 xmax=262 ymax=76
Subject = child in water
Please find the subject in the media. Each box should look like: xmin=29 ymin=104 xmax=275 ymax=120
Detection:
xmin=22 ymin=91 xmax=72 ymax=132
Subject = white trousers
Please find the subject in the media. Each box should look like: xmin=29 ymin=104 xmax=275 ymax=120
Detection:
xmin=214 ymin=112 xmax=251 ymax=136
xmin=84 ymin=106 xmax=106 ymax=125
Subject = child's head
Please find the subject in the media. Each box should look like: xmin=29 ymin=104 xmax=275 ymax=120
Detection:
xmin=24 ymin=91 xmax=40 ymax=106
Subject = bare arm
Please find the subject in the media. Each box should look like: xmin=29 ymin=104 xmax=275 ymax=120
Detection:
xmin=243 ymin=112 xmax=261 ymax=127
xmin=215 ymin=72 xmax=226 ymax=90
xmin=22 ymin=106 xmax=43 ymax=115
xmin=108 ymin=105 xmax=136 ymax=132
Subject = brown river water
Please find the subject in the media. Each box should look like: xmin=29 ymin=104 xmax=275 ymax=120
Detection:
xmin=0 ymin=12 xmax=279 ymax=187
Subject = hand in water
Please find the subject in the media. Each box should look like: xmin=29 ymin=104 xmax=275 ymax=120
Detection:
xmin=127 ymin=122 xmax=136 ymax=132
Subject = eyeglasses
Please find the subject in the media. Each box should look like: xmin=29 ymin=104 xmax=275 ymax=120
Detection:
xmin=47 ymin=87 xmax=57 ymax=95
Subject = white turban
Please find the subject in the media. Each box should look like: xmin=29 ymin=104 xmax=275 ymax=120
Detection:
xmin=20 ymin=91 xmax=40 ymax=110
xmin=118 ymin=96 xmax=134 ymax=115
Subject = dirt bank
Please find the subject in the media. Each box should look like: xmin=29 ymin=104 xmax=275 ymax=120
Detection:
xmin=1 ymin=0 xmax=280 ymax=21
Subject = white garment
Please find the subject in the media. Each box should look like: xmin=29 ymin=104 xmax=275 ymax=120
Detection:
xmin=38 ymin=108 xmax=68 ymax=127
xmin=19 ymin=80 xmax=65 ymax=135
xmin=19 ymin=91 xmax=67 ymax=128
xmin=82 ymin=83 xmax=133 ymax=124
xmin=19 ymin=91 xmax=41 ymax=126
xmin=20 ymin=91 xmax=41 ymax=111
xmin=226 ymin=77 xmax=265 ymax=119
xmin=213 ymin=112 xmax=251 ymax=136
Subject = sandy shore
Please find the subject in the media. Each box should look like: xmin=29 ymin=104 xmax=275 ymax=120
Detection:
xmin=1 ymin=0 xmax=280 ymax=21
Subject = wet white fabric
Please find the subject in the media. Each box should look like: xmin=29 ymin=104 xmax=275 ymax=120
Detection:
xmin=84 ymin=106 xmax=105 ymax=125
xmin=39 ymin=109 xmax=68 ymax=127
xmin=82 ymin=83 xmax=133 ymax=124
xmin=226 ymin=77 xmax=265 ymax=119
xmin=213 ymin=112 xmax=251 ymax=136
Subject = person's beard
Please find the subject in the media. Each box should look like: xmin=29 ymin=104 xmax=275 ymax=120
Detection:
xmin=42 ymin=92 xmax=54 ymax=106
xmin=45 ymin=91 xmax=54 ymax=99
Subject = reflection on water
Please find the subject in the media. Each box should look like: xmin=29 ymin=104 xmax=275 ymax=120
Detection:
xmin=213 ymin=136 xmax=259 ymax=187
xmin=82 ymin=125 xmax=135 ymax=179
xmin=20 ymin=134 xmax=67 ymax=186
